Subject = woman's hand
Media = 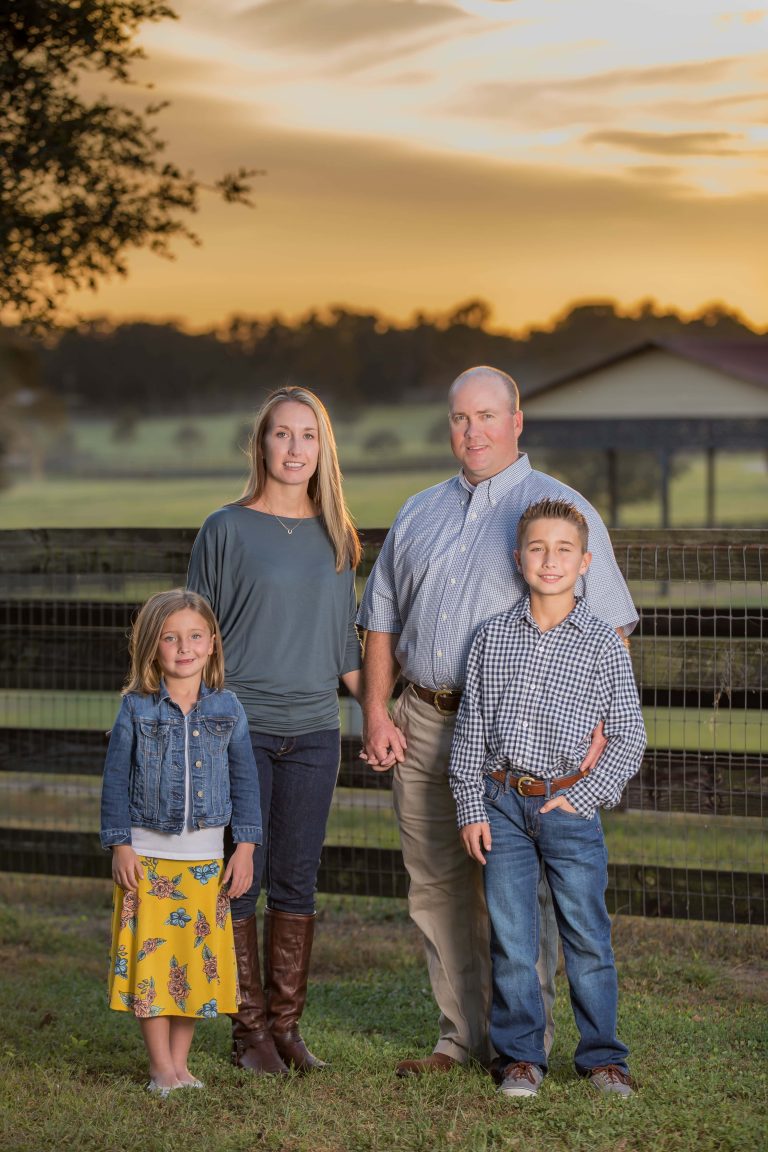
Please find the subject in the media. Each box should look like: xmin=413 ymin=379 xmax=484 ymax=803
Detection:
xmin=223 ymin=842 xmax=255 ymax=900
xmin=111 ymin=844 xmax=144 ymax=891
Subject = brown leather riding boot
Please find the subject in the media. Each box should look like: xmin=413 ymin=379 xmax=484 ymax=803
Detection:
xmin=264 ymin=907 xmax=327 ymax=1072
xmin=230 ymin=915 xmax=289 ymax=1075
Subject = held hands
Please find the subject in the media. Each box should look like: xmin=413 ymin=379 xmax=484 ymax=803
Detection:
xmin=460 ymin=822 xmax=492 ymax=865
xmin=111 ymin=844 xmax=144 ymax=892
xmin=360 ymin=712 xmax=407 ymax=771
xmin=223 ymin=842 xmax=255 ymax=900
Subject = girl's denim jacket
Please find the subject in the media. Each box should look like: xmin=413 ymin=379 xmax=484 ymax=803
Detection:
xmin=100 ymin=682 xmax=262 ymax=849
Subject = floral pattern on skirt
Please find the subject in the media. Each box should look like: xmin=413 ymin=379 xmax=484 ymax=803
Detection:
xmin=108 ymin=856 xmax=239 ymax=1018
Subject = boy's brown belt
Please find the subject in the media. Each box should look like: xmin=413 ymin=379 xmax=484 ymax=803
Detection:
xmin=487 ymin=767 xmax=589 ymax=796
xmin=410 ymin=684 xmax=462 ymax=714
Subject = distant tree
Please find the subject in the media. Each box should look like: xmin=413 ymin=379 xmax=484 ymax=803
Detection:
xmin=540 ymin=449 xmax=689 ymax=512
xmin=111 ymin=406 xmax=140 ymax=443
xmin=363 ymin=429 xmax=401 ymax=456
xmin=0 ymin=1 xmax=260 ymax=331
xmin=0 ymin=331 xmax=65 ymax=486
xmin=173 ymin=421 xmax=205 ymax=451
xmin=446 ymin=299 xmax=493 ymax=329
xmin=232 ymin=420 xmax=253 ymax=455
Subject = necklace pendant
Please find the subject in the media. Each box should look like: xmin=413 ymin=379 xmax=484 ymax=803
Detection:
xmin=286 ymin=526 xmax=294 ymax=535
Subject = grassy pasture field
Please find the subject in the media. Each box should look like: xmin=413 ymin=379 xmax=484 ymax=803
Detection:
xmin=0 ymin=402 xmax=766 ymax=527
xmin=0 ymin=876 xmax=765 ymax=1152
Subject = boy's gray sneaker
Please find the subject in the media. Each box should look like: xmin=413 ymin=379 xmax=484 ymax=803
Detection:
xmin=498 ymin=1062 xmax=544 ymax=1098
xmin=588 ymin=1065 xmax=635 ymax=1097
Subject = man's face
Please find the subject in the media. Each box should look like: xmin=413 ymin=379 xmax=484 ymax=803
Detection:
xmin=449 ymin=374 xmax=523 ymax=485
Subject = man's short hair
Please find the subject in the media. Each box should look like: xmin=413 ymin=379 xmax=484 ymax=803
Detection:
xmin=449 ymin=366 xmax=520 ymax=412
xmin=517 ymin=498 xmax=589 ymax=552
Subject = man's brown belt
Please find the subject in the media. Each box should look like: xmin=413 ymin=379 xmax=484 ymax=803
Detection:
xmin=487 ymin=767 xmax=589 ymax=796
xmin=410 ymin=683 xmax=462 ymax=715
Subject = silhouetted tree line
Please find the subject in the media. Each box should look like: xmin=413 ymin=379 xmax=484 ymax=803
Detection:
xmin=35 ymin=298 xmax=764 ymax=416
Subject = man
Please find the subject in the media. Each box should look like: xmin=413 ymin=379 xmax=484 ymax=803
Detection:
xmin=357 ymin=366 xmax=637 ymax=1077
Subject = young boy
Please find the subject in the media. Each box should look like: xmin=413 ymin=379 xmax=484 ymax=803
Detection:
xmin=449 ymin=498 xmax=646 ymax=1099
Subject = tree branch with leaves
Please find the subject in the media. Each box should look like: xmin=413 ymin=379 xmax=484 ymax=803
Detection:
xmin=0 ymin=1 xmax=260 ymax=331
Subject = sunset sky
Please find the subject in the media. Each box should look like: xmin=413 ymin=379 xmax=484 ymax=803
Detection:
xmin=72 ymin=0 xmax=768 ymax=332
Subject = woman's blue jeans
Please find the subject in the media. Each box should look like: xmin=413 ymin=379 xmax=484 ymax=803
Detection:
xmin=229 ymin=728 xmax=340 ymax=920
xmin=483 ymin=776 xmax=629 ymax=1075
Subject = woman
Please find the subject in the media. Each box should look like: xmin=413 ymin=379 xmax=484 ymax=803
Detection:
xmin=187 ymin=385 xmax=362 ymax=1075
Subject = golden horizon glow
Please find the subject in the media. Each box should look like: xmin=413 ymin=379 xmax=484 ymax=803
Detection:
xmin=68 ymin=0 xmax=768 ymax=330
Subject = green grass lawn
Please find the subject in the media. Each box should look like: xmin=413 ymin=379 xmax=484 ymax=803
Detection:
xmin=71 ymin=405 xmax=453 ymax=471
xmin=1 ymin=774 xmax=763 ymax=872
xmin=1 ymin=447 xmax=765 ymax=529
xmin=0 ymin=877 xmax=765 ymax=1152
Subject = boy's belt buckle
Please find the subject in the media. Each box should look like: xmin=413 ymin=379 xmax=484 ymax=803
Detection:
xmin=433 ymin=689 xmax=456 ymax=715
xmin=516 ymin=775 xmax=537 ymax=796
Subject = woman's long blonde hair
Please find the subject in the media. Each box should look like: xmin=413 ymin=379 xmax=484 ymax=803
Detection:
xmin=237 ymin=386 xmax=361 ymax=571
xmin=123 ymin=589 xmax=225 ymax=695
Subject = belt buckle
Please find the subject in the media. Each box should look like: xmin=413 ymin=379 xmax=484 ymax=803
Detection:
xmin=516 ymin=775 xmax=537 ymax=796
xmin=433 ymin=689 xmax=455 ymax=715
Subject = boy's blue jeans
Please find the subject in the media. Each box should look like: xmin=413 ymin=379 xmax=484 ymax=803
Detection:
xmin=482 ymin=775 xmax=629 ymax=1076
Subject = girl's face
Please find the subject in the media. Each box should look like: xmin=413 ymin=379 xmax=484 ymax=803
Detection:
xmin=155 ymin=608 xmax=214 ymax=686
xmin=262 ymin=400 xmax=320 ymax=490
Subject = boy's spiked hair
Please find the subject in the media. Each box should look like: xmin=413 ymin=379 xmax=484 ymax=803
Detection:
xmin=517 ymin=498 xmax=589 ymax=552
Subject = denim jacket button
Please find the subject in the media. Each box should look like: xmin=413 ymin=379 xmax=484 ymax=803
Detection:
xmin=197 ymin=790 xmax=204 ymax=798
xmin=192 ymin=729 xmax=200 ymax=737
xmin=195 ymin=759 xmax=202 ymax=768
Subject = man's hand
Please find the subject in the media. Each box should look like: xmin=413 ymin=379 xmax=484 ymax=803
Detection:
xmin=361 ymin=711 xmax=407 ymax=771
xmin=223 ymin=842 xmax=255 ymax=900
xmin=578 ymin=719 xmax=607 ymax=774
xmin=111 ymin=844 xmax=144 ymax=892
xmin=541 ymin=794 xmax=578 ymax=815
xmin=459 ymin=822 xmax=492 ymax=864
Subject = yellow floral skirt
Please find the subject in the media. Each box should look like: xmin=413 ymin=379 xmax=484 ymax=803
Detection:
xmin=108 ymin=856 xmax=239 ymax=1019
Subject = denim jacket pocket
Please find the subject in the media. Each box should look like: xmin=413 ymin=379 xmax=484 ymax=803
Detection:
xmin=134 ymin=719 xmax=171 ymax=818
xmin=200 ymin=715 xmax=236 ymax=810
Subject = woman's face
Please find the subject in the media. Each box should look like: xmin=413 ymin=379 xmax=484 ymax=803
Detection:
xmin=262 ymin=400 xmax=320 ymax=489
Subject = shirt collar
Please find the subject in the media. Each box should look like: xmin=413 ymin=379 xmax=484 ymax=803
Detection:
xmin=513 ymin=594 xmax=590 ymax=633
xmin=157 ymin=679 xmax=213 ymax=704
xmin=458 ymin=452 xmax=533 ymax=506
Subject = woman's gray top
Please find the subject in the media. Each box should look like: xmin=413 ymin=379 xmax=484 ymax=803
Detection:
xmin=188 ymin=505 xmax=361 ymax=735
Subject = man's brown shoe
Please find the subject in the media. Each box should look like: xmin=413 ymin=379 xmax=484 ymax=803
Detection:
xmin=395 ymin=1053 xmax=459 ymax=1077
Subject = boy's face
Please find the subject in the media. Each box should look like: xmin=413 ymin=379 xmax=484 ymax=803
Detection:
xmin=515 ymin=517 xmax=591 ymax=597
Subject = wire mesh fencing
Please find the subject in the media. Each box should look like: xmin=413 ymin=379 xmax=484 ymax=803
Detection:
xmin=0 ymin=528 xmax=764 ymax=926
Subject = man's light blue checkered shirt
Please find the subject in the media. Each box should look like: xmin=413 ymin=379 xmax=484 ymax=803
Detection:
xmin=449 ymin=596 xmax=646 ymax=824
xmin=357 ymin=453 xmax=638 ymax=691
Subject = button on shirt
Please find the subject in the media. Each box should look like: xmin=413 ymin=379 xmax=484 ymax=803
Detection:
xmin=449 ymin=597 xmax=646 ymax=823
xmin=357 ymin=454 xmax=638 ymax=691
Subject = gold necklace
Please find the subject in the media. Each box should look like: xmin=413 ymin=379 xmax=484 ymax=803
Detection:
xmin=262 ymin=499 xmax=312 ymax=536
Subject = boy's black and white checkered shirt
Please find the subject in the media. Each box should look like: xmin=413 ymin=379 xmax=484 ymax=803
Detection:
xmin=448 ymin=596 xmax=646 ymax=824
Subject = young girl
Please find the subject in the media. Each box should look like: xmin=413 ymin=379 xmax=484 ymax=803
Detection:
xmin=100 ymin=589 xmax=262 ymax=1096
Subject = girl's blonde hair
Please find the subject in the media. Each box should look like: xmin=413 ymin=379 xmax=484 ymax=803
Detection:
xmin=237 ymin=385 xmax=361 ymax=571
xmin=123 ymin=589 xmax=225 ymax=695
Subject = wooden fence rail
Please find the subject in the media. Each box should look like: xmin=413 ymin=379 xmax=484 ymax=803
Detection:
xmin=0 ymin=528 xmax=765 ymax=925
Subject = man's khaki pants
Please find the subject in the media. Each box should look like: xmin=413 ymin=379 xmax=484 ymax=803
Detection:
xmin=392 ymin=685 xmax=558 ymax=1065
